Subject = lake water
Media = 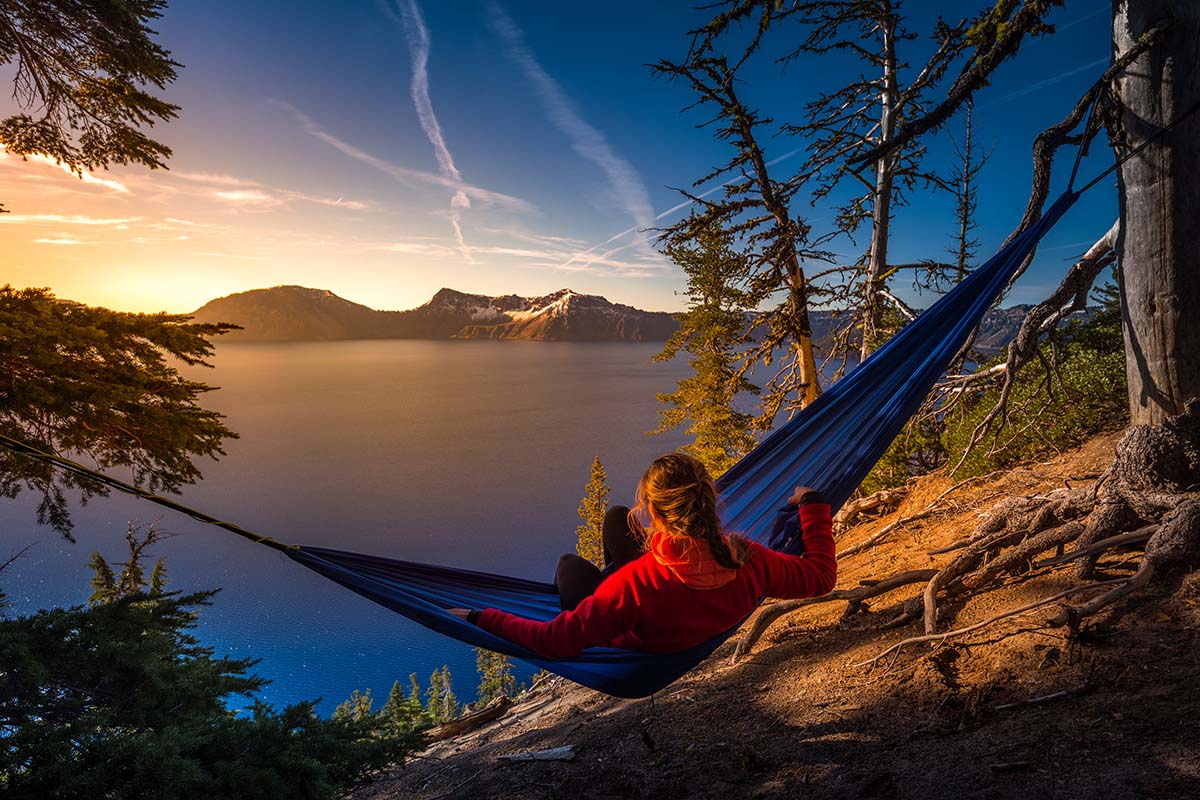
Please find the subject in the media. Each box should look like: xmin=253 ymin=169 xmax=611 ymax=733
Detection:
xmin=0 ymin=341 xmax=695 ymax=713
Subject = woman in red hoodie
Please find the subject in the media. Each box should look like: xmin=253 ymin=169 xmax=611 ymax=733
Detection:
xmin=452 ymin=453 xmax=836 ymax=659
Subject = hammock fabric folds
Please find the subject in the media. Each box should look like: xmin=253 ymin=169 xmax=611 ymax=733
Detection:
xmin=286 ymin=190 xmax=1080 ymax=698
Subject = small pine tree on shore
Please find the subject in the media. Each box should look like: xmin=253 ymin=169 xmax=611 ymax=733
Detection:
xmin=379 ymin=679 xmax=425 ymax=734
xmin=332 ymin=689 xmax=373 ymax=722
xmin=475 ymin=648 xmax=517 ymax=706
xmin=576 ymin=456 xmax=609 ymax=567
xmin=424 ymin=666 xmax=459 ymax=725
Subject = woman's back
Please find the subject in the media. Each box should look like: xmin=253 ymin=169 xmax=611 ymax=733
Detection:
xmin=474 ymin=501 xmax=835 ymax=658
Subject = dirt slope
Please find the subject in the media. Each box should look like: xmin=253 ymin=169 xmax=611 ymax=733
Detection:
xmin=351 ymin=432 xmax=1200 ymax=800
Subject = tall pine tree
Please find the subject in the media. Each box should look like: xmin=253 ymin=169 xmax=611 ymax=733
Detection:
xmin=652 ymin=225 xmax=759 ymax=477
xmin=575 ymin=456 xmax=609 ymax=567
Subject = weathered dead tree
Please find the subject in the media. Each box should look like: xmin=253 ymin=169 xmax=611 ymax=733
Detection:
xmin=1114 ymin=0 xmax=1200 ymax=425
xmin=951 ymin=221 xmax=1120 ymax=470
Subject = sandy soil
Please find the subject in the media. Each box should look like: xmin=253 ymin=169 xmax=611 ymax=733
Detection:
xmin=349 ymin=432 xmax=1200 ymax=800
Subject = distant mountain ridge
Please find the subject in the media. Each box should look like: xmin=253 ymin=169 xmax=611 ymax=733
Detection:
xmin=190 ymin=285 xmax=1073 ymax=354
xmin=190 ymin=286 xmax=678 ymax=342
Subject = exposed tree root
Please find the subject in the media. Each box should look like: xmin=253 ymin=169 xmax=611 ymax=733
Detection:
xmin=1035 ymin=525 xmax=1157 ymax=568
xmin=731 ymin=569 xmax=937 ymax=662
xmin=734 ymin=402 xmax=1200 ymax=667
xmin=855 ymin=580 xmax=1128 ymax=668
xmin=838 ymin=473 xmax=1003 ymax=558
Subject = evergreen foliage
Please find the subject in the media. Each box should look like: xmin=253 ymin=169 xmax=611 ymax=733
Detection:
xmin=332 ymin=689 xmax=374 ymax=722
xmin=0 ymin=286 xmax=238 ymax=538
xmin=856 ymin=276 xmax=1127 ymax=493
xmin=423 ymin=665 xmax=459 ymax=725
xmin=857 ymin=418 xmax=945 ymax=498
xmin=652 ymin=226 xmax=759 ymax=477
xmin=475 ymin=647 xmax=517 ymax=706
xmin=0 ymin=532 xmax=418 ymax=799
xmin=379 ymin=678 xmax=427 ymax=736
xmin=942 ymin=276 xmax=1128 ymax=477
xmin=575 ymin=455 xmax=610 ymax=566
xmin=0 ymin=0 xmax=180 ymax=193
xmin=944 ymin=99 xmax=990 ymax=286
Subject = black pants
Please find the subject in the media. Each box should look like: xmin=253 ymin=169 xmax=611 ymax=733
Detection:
xmin=556 ymin=505 xmax=643 ymax=611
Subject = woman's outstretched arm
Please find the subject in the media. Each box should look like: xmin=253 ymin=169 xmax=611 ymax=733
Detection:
xmin=468 ymin=579 xmax=639 ymax=660
xmin=754 ymin=491 xmax=837 ymax=598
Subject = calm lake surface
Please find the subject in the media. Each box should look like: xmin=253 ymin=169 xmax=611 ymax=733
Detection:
xmin=0 ymin=341 xmax=694 ymax=713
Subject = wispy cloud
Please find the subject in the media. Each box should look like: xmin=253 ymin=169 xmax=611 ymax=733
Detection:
xmin=280 ymin=101 xmax=534 ymax=214
xmin=390 ymin=0 xmax=462 ymax=184
xmin=35 ymin=237 xmax=85 ymax=245
xmin=294 ymin=192 xmax=370 ymax=211
xmin=387 ymin=0 xmax=475 ymax=260
xmin=982 ymin=56 xmax=1110 ymax=108
xmin=557 ymin=146 xmax=805 ymax=273
xmin=0 ymin=213 xmax=141 ymax=226
xmin=490 ymin=3 xmax=655 ymax=251
xmin=0 ymin=147 xmax=129 ymax=193
xmin=169 ymin=171 xmax=261 ymax=188
xmin=478 ymin=227 xmax=590 ymax=250
xmin=192 ymin=251 xmax=272 ymax=261
xmin=373 ymin=240 xmax=461 ymax=258
xmin=212 ymin=189 xmax=283 ymax=207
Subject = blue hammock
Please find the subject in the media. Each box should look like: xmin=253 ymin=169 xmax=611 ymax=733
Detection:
xmin=283 ymin=189 xmax=1080 ymax=698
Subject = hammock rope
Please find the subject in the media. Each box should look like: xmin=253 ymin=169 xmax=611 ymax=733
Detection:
xmin=6 ymin=97 xmax=1197 ymax=697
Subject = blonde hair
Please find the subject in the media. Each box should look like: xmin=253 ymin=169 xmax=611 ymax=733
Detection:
xmin=630 ymin=453 xmax=751 ymax=569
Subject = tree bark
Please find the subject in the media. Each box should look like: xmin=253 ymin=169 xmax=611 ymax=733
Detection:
xmin=861 ymin=8 xmax=899 ymax=361
xmin=1114 ymin=0 xmax=1200 ymax=424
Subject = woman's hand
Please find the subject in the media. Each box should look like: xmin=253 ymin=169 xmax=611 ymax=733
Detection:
xmin=448 ymin=608 xmax=473 ymax=620
xmin=789 ymin=485 xmax=820 ymax=505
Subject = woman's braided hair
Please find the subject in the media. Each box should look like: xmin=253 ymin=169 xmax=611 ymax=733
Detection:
xmin=630 ymin=453 xmax=751 ymax=569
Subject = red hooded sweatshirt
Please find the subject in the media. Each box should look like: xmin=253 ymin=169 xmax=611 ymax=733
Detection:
xmin=475 ymin=503 xmax=836 ymax=659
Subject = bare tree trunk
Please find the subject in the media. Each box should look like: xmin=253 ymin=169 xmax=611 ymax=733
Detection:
xmin=861 ymin=10 xmax=898 ymax=361
xmin=788 ymin=273 xmax=822 ymax=406
xmin=1114 ymin=0 xmax=1200 ymax=425
xmin=953 ymin=100 xmax=979 ymax=283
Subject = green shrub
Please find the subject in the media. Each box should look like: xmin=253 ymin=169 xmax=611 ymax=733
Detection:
xmin=0 ymin=532 xmax=420 ymax=799
xmin=942 ymin=338 xmax=1127 ymax=477
xmin=942 ymin=280 xmax=1128 ymax=477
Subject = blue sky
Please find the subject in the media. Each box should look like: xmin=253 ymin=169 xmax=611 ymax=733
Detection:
xmin=0 ymin=0 xmax=1114 ymax=313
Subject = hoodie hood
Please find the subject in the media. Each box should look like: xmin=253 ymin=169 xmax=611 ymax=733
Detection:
xmin=649 ymin=531 xmax=738 ymax=590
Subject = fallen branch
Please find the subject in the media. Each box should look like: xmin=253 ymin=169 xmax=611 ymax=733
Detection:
xmin=839 ymin=471 xmax=1003 ymax=558
xmin=733 ymin=569 xmax=937 ymax=661
xmin=1050 ymin=560 xmax=1154 ymax=628
xmin=497 ymin=745 xmax=576 ymax=763
xmin=834 ymin=487 xmax=907 ymax=529
xmin=928 ymin=539 xmax=970 ymax=555
xmin=994 ymin=688 xmax=1074 ymax=711
xmin=429 ymin=769 xmax=483 ymax=800
xmin=855 ymin=579 xmax=1127 ymax=667
xmin=426 ymin=696 xmax=513 ymax=741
